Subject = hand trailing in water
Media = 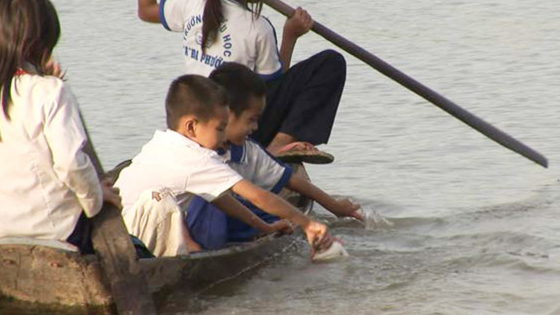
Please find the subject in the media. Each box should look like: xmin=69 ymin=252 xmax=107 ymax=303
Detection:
xmin=333 ymin=198 xmax=364 ymax=222
xmin=101 ymin=177 xmax=122 ymax=210
xmin=311 ymin=233 xmax=336 ymax=258
xmin=267 ymin=219 xmax=295 ymax=235
xmin=302 ymin=220 xmax=331 ymax=256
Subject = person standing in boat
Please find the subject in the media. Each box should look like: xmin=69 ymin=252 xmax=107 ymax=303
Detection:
xmin=115 ymin=74 xmax=333 ymax=256
xmin=137 ymin=0 xmax=346 ymax=160
xmin=0 ymin=0 xmax=122 ymax=254
xmin=188 ymin=62 xmax=362 ymax=248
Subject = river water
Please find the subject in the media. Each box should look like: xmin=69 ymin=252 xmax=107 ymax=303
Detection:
xmin=50 ymin=0 xmax=560 ymax=314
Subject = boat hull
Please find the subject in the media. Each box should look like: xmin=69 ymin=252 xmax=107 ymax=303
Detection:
xmin=0 ymin=164 xmax=311 ymax=312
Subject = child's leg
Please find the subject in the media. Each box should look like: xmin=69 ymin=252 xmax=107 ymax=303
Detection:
xmin=252 ymin=50 xmax=347 ymax=150
xmin=184 ymin=196 xmax=228 ymax=250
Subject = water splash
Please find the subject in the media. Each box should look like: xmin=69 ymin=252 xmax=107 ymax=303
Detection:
xmin=358 ymin=206 xmax=395 ymax=230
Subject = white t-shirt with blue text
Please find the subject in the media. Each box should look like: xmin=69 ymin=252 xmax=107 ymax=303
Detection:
xmin=160 ymin=0 xmax=283 ymax=80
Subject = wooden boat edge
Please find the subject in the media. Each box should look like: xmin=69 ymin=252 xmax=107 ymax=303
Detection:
xmin=0 ymin=163 xmax=312 ymax=310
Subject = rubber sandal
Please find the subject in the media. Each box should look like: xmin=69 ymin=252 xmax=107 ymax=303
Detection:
xmin=276 ymin=149 xmax=335 ymax=164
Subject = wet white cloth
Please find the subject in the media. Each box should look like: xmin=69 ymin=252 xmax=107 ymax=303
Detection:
xmin=123 ymin=188 xmax=188 ymax=257
xmin=312 ymin=240 xmax=349 ymax=262
xmin=0 ymin=73 xmax=102 ymax=240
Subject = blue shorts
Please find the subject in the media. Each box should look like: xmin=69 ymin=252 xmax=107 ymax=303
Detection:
xmin=184 ymin=196 xmax=279 ymax=250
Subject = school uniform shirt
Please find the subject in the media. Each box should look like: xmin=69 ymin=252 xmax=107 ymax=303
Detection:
xmin=223 ymin=139 xmax=292 ymax=193
xmin=114 ymin=129 xmax=243 ymax=255
xmin=160 ymin=0 xmax=283 ymax=80
xmin=0 ymin=74 xmax=103 ymax=240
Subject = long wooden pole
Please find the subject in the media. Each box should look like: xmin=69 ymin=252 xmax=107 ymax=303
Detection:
xmin=263 ymin=0 xmax=548 ymax=168
xmin=81 ymin=115 xmax=156 ymax=314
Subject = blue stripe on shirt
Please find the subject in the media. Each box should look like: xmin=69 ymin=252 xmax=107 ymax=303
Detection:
xmin=259 ymin=68 xmax=283 ymax=81
xmin=229 ymin=144 xmax=245 ymax=163
xmin=271 ymin=166 xmax=293 ymax=194
xmin=246 ymin=139 xmax=293 ymax=193
xmin=259 ymin=16 xmax=283 ymax=81
xmin=159 ymin=0 xmax=171 ymax=31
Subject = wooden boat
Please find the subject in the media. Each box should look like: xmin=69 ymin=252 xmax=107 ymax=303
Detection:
xmin=0 ymin=163 xmax=312 ymax=314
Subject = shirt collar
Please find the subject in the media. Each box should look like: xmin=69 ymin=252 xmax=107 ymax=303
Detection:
xmin=219 ymin=142 xmax=247 ymax=164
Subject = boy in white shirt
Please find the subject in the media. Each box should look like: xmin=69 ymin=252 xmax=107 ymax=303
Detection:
xmin=115 ymin=75 xmax=330 ymax=256
xmin=200 ymin=63 xmax=364 ymax=243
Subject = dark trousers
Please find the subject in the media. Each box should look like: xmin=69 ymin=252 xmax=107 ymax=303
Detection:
xmin=252 ymin=50 xmax=347 ymax=147
xmin=67 ymin=211 xmax=153 ymax=258
xmin=66 ymin=212 xmax=95 ymax=254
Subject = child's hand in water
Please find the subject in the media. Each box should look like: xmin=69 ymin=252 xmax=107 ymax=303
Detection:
xmin=334 ymin=198 xmax=363 ymax=221
xmin=312 ymin=233 xmax=335 ymax=257
xmin=302 ymin=220 xmax=330 ymax=253
xmin=267 ymin=219 xmax=294 ymax=235
xmin=284 ymin=7 xmax=313 ymax=38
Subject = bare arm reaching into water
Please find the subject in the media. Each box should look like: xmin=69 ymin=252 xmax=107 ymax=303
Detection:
xmin=212 ymin=193 xmax=292 ymax=234
xmin=286 ymin=174 xmax=364 ymax=222
xmin=230 ymin=179 xmax=332 ymax=249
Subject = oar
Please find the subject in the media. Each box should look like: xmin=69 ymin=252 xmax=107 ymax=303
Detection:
xmin=80 ymin=115 xmax=156 ymax=314
xmin=263 ymin=0 xmax=548 ymax=168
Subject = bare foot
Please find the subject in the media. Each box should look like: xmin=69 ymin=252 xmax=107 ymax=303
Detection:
xmin=266 ymin=132 xmax=296 ymax=155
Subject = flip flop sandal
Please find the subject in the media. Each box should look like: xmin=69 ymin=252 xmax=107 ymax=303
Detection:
xmin=276 ymin=149 xmax=335 ymax=164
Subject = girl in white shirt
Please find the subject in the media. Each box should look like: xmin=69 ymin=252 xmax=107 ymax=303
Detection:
xmin=138 ymin=0 xmax=347 ymax=158
xmin=0 ymin=0 xmax=121 ymax=253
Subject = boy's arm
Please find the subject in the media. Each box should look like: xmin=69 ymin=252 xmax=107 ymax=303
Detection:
xmin=231 ymin=180 xmax=329 ymax=246
xmin=211 ymin=193 xmax=282 ymax=233
xmin=138 ymin=0 xmax=160 ymax=23
xmin=280 ymin=7 xmax=313 ymax=71
xmin=286 ymin=174 xmax=364 ymax=221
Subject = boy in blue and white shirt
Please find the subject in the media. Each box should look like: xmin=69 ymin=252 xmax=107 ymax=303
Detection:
xmin=184 ymin=63 xmax=362 ymax=249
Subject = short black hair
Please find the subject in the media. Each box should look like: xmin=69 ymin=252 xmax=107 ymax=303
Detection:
xmin=165 ymin=75 xmax=228 ymax=130
xmin=209 ymin=62 xmax=266 ymax=117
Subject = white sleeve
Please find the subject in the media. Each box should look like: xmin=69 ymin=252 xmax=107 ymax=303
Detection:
xmin=253 ymin=17 xmax=283 ymax=80
xmin=43 ymin=83 xmax=103 ymax=218
xmin=187 ymin=156 xmax=243 ymax=202
xmin=248 ymin=142 xmax=292 ymax=192
xmin=160 ymin=0 xmax=189 ymax=32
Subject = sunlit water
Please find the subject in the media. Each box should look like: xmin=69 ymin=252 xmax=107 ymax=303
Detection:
xmin=47 ymin=0 xmax=560 ymax=313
